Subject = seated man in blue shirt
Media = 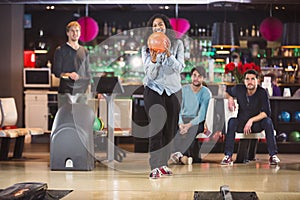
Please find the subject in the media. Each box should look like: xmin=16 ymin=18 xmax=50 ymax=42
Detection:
xmin=221 ymin=69 xmax=280 ymax=165
xmin=169 ymin=66 xmax=212 ymax=164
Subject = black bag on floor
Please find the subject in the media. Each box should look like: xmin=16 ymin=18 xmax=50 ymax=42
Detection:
xmin=0 ymin=182 xmax=47 ymax=200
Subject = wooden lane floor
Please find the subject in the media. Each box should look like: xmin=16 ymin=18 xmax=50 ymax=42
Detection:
xmin=0 ymin=143 xmax=299 ymax=200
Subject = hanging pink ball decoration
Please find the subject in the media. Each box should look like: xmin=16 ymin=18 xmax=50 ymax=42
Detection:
xmin=169 ymin=18 xmax=190 ymax=38
xmin=259 ymin=17 xmax=283 ymax=41
xmin=78 ymin=16 xmax=99 ymax=42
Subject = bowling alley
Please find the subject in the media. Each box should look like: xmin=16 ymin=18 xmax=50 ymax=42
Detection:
xmin=1 ymin=1 xmax=300 ymax=199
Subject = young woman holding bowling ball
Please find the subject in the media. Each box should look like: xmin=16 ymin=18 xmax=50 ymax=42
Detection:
xmin=141 ymin=13 xmax=185 ymax=179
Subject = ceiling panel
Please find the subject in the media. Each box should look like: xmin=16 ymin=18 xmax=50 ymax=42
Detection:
xmin=1 ymin=1 xmax=299 ymax=13
xmin=21 ymin=3 xmax=299 ymax=13
xmin=1 ymin=0 xmax=300 ymax=4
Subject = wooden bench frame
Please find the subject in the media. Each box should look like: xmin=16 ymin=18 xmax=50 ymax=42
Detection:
xmin=235 ymin=131 xmax=266 ymax=163
xmin=196 ymin=130 xmax=275 ymax=163
xmin=0 ymin=128 xmax=43 ymax=161
xmin=235 ymin=131 xmax=276 ymax=163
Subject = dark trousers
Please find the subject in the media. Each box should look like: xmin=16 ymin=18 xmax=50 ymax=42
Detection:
xmin=173 ymin=120 xmax=204 ymax=162
xmin=143 ymin=87 xmax=181 ymax=170
xmin=224 ymin=117 xmax=278 ymax=157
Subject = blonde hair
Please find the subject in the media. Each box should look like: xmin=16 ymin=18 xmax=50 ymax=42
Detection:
xmin=66 ymin=21 xmax=81 ymax=32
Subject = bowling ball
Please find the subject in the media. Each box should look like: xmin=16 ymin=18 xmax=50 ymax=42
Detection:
xmin=93 ymin=117 xmax=101 ymax=131
xmin=276 ymin=132 xmax=287 ymax=142
xmin=277 ymin=114 xmax=282 ymax=121
xmin=293 ymin=111 xmax=300 ymax=122
xmin=289 ymin=131 xmax=300 ymax=142
xmin=93 ymin=117 xmax=104 ymax=131
xmin=147 ymin=32 xmax=170 ymax=53
xmin=280 ymin=111 xmax=291 ymax=122
xmin=98 ymin=118 xmax=104 ymax=130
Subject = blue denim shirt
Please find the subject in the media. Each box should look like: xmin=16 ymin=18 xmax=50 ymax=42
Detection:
xmin=141 ymin=39 xmax=185 ymax=96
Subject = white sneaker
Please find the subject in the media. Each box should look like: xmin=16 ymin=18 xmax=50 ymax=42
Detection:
xmin=220 ymin=155 xmax=233 ymax=165
xmin=168 ymin=152 xmax=183 ymax=165
xmin=149 ymin=168 xmax=162 ymax=179
xmin=188 ymin=157 xmax=193 ymax=165
xmin=180 ymin=156 xmax=193 ymax=165
xmin=269 ymin=155 xmax=280 ymax=165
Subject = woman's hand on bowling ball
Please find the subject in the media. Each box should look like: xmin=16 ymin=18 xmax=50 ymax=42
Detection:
xmin=150 ymin=49 xmax=158 ymax=63
xmin=165 ymin=49 xmax=171 ymax=57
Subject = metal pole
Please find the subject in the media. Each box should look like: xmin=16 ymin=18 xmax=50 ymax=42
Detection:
xmin=106 ymin=94 xmax=115 ymax=162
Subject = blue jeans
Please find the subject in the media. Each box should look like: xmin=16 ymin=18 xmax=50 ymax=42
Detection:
xmin=224 ymin=117 xmax=278 ymax=157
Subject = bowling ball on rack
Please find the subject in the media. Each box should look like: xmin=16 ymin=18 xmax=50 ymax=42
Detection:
xmin=276 ymin=132 xmax=287 ymax=142
xmin=277 ymin=114 xmax=281 ymax=121
xmin=98 ymin=118 xmax=104 ymax=130
xmin=293 ymin=111 xmax=300 ymax=122
xmin=279 ymin=111 xmax=291 ymax=122
xmin=289 ymin=131 xmax=300 ymax=142
xmin=147 ymin=32 xmax=170 ymax=53
xmin=93 ymin=117 xmax=101 ymax=131
xmin=93 ymin=117 xmax=104 ymax=131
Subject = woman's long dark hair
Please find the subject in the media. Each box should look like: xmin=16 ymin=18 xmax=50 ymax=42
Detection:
xmin=145 ymin=13 xmax=176 ymax=44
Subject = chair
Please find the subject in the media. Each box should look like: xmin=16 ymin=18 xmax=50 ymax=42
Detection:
xmin=0 ymin=97 xmax=18 ymax=128
xmin=0 ymin=97 xmax=43 ymax=160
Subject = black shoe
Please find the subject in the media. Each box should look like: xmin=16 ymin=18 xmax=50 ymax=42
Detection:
xmin=193 ymin=157 xmax=202 ymax=163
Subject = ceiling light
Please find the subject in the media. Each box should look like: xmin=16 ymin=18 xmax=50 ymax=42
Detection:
xmin=281 ymin=23 xmax=300 ymax=48
xmin=216 ymin=49 xmax=231 ymax=55
xmin=46 ymin=5 xmax=55 ymax=10
xmin=124 ymin=31 xmax=139 ymax=54
xmin=215 ymin=58 xmax=225 ymax=63
xmin=34 ymin=30 xmax=49 ymax=54
xmin=212 ymin=22 xmax=240 ymax=48
xmin=170 ymin=4 xmax=190 ymax=38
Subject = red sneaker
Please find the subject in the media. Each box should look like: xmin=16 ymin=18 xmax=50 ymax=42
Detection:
xmin=220 ymin=155 xmax=233 ymax=165
xmin=168 ymin=152 xmax=183 ymax=165
xmin=159 ymin=166 xmax=173 ymax=176
xmin=149 ymin=168 xmax=161 ymax=179
xmin=269 ymin=155 xmax=280 ymax=165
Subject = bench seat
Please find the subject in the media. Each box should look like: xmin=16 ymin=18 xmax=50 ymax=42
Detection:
xmin=0 ymin=128 xmax=44 ymax=161
xmin=196 ymin=130 xmax=275 ymax=163
xmin=235 ymin=132 xmax=265 ymax=164
xmin=235 ymin=130 xmax=276 ymax=163
xmin=235 ymin=131 xmax=266 ymax=139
